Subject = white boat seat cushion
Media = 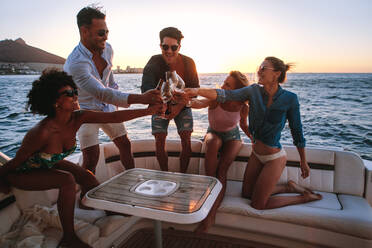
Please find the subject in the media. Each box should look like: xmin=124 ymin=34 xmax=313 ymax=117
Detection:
xmin=0 ymin=193 xmax=20 ymax=236
xmin=200 ymin=144 xmax=365 ymax=196
xmin=220 ymin=181 xmax=372 ymax=239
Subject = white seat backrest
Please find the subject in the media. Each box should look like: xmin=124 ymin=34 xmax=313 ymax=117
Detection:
xmin=100 ymin=139 xmax=203 ymax=180
xmin=199 ymin=142 xmax=365 ymax=196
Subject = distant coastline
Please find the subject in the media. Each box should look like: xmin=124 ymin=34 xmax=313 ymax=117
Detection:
xmin=113 ymin=65 xmax=143 ymax=74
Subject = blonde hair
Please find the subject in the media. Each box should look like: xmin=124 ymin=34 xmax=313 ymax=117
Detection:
xmin=265 ymin=56 xmax=294 ymax=83
xmin=229 ymin=71 xmax=249 ymax=89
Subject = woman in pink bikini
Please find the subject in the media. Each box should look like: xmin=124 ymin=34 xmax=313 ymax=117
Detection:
xmin=190 ymin=71 xmax=250 ymax=232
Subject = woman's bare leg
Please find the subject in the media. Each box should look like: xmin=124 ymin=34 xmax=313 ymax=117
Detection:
xmin=7 ymin=170 xmax=92 ymax=248
xmin=203 ymin=133 xmax=222 ymax=176
xmin=54 ymin=160 xmax=99 ymax=199
xmin=251 ymin=157 xmax=321 ymax=210
xmin=271 ymin=180 xmax=314 ymax=195
xmin=196 ymin=140 xmax=242 ymax=233
xmin=242 ymin=152 xmax=263 ymax=198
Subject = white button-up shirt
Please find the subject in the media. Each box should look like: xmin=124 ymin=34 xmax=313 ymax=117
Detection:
xmin=64 ymin=42 xmax=129 ymax=112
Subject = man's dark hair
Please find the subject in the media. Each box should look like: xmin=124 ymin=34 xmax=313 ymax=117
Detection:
xmin=159 ymin=27 xmax=184 ymax=44
xmin=77 ymin=6 xmax=105 ymax=28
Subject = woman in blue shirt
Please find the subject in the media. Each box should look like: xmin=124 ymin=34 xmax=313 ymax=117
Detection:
xmin=185 ymin=57 xmax=321 ymax=210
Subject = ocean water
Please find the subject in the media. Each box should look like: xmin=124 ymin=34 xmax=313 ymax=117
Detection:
xmin=0 ymin=73 xmax=371 ymax=161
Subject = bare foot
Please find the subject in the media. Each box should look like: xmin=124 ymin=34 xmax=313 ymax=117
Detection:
xmin=303 ymin=191 xmax=322 ymax=203
xmin=288 ymin=180 xmax=314 ymax=194
xmin=194 ymin=216 xmax=214 ymax=234
xmin=58 ymin=235 xmax=92 ymax=248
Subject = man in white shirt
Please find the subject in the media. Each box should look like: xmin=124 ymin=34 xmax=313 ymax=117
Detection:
xmin=64 ymin=6 xmax=161 ymax=174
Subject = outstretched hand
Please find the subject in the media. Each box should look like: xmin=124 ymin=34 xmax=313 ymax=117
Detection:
xmin=142 ymin=89 xmax=162 ymax=104
xmin=184 ymin=88 xmax=199 ymax=98
xmin=172 ymin=91 xmax=188 ymax=105
xmin=148 ymin=103 xmax=166 ymax=115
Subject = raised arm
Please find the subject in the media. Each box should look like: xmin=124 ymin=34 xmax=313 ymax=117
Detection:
xmin=185 ymin=85 xmax=253 ymax=103
xmin=67 ymin=63 xmax=161 ymax=106
xmin=185 ymin=88 xmax=218 ymax=100
xmin=68 ymin=62 xmax=131 ymax=107
xmin=77 ymin=104 xmax=163 ymax=125
xmin=190 ymin=98 xmax=213 ymax=109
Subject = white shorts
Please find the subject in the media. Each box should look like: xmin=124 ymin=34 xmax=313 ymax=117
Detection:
xmin=78 ymin=123 xmax=127 ymax=150
xmin=252 ymin=149 xmax=287 ymax=164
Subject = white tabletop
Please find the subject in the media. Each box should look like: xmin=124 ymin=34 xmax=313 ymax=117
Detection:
xmin=82 ymin=168 xmax=222 ymax=224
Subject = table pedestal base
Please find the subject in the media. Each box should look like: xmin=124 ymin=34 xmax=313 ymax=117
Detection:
xmin=154 ymin=219 xmax=163 ymax=248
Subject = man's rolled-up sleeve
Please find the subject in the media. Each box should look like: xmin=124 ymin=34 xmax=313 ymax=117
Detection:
xmin=69 ymin=62 xmax=129 ymax=108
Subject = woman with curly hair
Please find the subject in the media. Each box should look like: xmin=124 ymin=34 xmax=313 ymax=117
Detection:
xmin=0 ymin=69 xmax=162 ymax=248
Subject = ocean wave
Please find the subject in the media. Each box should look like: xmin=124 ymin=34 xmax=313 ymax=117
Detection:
xmin=0 ymin=73 xmax=371 ymax=161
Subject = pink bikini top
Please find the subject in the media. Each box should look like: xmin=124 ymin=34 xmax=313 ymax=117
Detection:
xmin=208 ymin=105 xmax=241 ymax=132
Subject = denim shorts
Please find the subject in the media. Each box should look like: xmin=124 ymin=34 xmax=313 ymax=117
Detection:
xmin=152 ymin=107 xmax=193 ymax=135
xmin=206 ymin=126 xmax=241 ymax=143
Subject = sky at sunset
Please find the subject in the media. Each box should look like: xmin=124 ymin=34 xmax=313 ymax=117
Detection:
xmin=1 ymin=0 xmax=371 ymax=73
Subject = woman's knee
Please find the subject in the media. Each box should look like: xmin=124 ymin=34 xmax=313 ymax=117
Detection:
xmin=251 ymin=200 xmax=266 ymax=210
xmin=250 ymin=195 xmax=268 ymax=210
xmin=59 ymin=171 xmax=76 ymax=188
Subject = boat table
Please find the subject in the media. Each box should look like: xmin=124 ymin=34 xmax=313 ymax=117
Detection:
xmin=82 ymin=168 xmax=222 ymax=248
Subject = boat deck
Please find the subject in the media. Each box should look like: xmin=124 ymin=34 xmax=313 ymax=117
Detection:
xmin=120 ymin=228 xmax=280 ymax=248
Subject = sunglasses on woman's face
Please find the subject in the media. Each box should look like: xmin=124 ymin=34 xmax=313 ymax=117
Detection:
xmin=97 ymin=29 xmax=109 ymax=37
xmin=161 ymin=44 xmax=179 ymax=52
xmin=258 ymin=65 xmax=275 ymax=72
xmin=58 ymin=89 xmax=78 ymax=97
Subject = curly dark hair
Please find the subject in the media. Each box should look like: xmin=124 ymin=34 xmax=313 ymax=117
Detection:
xmin=26 ymin=68 xmax=77 ymax=117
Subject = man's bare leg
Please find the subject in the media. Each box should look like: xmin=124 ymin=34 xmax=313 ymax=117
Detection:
xmin=154 ymin=133 xmax=168 ymax=171
xmin=81 ymin=145 xmax=100 ymax=174
xmin=179 ymin=131 xmax=192 ymax=173
xmin=113 ymin=134 xmax=134 ymax=170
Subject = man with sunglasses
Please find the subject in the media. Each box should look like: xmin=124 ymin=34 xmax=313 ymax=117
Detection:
xmin=64 ymin=6 xmax=161 ymax=175
xmin=141 ymin=27 xmax=199 ymax=173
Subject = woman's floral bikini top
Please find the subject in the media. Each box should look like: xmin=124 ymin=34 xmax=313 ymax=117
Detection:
xmin=16 ymin=145 xmax=76 ymax=173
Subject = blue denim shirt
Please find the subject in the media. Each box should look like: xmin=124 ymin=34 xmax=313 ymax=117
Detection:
xmin=216 ymin=84 xmax=306 ymax=148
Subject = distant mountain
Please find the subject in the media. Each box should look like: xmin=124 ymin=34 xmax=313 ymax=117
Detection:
xmin=0 ymin=38 xmax=65 ymax=64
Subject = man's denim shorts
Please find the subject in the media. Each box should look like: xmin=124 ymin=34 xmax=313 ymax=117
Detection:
xmin=206 ymin=126 xmax=241 ymax=143
xmin=151 ymin=107 xmax=193 ymax=135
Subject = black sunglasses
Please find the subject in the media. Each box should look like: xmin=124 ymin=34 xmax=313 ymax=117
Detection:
xmin=58 ymin=89 xmax=78 ymax=97
xmin=97 ymin=29 xmax=109 ymax=37
xmin=258 ymin=65 xmax=275 ymax=72
xmin=161 ymin=44 xmax=179 ymax=52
